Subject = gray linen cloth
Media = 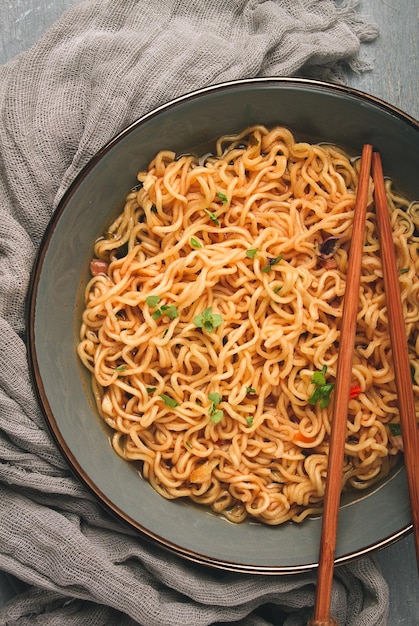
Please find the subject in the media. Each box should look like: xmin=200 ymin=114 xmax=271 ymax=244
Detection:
xmin=0 ymin=1 xmax=389 ymax=624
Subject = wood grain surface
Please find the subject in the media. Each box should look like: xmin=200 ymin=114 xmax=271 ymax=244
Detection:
xmin=0 ymin=1 xmax=418 ymax=624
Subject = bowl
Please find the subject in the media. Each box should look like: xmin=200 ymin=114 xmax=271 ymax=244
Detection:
xmin=28 ymin=77 xmax=419 ymax=574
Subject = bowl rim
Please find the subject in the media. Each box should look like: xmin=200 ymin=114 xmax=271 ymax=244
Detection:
xmin=47 ymin=77 xmax=419 ymax=217
xmin=27 ymin=76 xmax=417 ymax=574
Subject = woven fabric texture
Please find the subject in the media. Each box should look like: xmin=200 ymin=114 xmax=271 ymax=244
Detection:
xmin=0 ymin=1 xmax=387 ymax=624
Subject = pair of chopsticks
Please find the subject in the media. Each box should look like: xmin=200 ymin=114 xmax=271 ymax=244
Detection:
xmin=308 ymin=145 xmax=419 ymax=626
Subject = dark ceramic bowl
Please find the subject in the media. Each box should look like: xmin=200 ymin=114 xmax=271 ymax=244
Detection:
xmin=28 ymin=78 xmax=419 ymax=574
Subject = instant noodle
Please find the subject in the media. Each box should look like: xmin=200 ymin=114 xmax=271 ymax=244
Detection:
xmin=77 ymin=125 xmax=419 ymax=525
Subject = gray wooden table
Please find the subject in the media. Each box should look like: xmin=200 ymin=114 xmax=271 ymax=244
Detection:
xmin=1 ymin=1 xmax=418 ymax=624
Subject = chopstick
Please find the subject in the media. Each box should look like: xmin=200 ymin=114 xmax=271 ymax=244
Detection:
xmin=372 ymin=152 xmax=419 ymax=569
xmin=309 ymin=143 xmax=373 ymax=626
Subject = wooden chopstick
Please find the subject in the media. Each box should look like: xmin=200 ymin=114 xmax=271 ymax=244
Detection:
xmin=372 ymin=151 xmax=419 ymax=569
xmin=309 ymin=143 xmax=373 ymax=626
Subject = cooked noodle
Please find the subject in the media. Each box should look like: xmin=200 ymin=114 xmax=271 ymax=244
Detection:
xmin=77 ymin=125 xmax=419 ymax=525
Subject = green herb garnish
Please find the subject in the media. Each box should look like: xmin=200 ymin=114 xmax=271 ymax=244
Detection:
xmin=146 ymin=295 xmax=160 ymax=307
xmin=246 ymin=416 xmax=254 ymax=427
xmin=147 ymin=296 xmax=179 ymax=320
xmin=262 ymin=254 xmax=283 ymax=273
xmin=308 ymin=365 xmax=335 ymax=409
xmin=210 ymin=410 xmax=223 ymax=423
xmin=204 ymin=209 xmax=220 ymax=226
xmin=311 ymin=366 xmax=327 ymax=386
xmin=159 ymin=393 xmax=179 ymax=408
xmin=217 ymin=191 xmax=228 ymax=204
xmin=246 ymin=387 xmax=256 ymax=394
xmin=193 ymin=307 xmax=223 ymax=332
xmin=208 ymin=392 xmax=222 ymax=410
xmin=190 ymin=237 xmax=202 ymax=249
xmin=115 ymin=365 xmax=127 ymax=374
xmin=152 ymin=304 xmax=179 ymax=320
xmin=400 ymin=268 xmax=409 ymax=274
xmin=388 ymin=422 xmax=402 ymax=436
xmin=146 ymin=387 xmax=157 ymax=393
xmin=208 ymin=392 xmax=223 ymax=423
xmin=246 ymin=248 xmax=258 ymax=259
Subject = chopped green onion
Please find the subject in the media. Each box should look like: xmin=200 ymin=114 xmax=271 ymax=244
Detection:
xmin=318 ymin=384 xmax=335 ymax=409
xmin=246 ymin=416 xmax=254 ymax=427
xmin=308 ymin=387 xmax=320 ymax=405
xmin=246 ymin=387 xmax=256 ymax=394
xmin=115 ymin=365 xmax=127 ymax=374
xmin=150 ymin=300 xmax=179 ymax=320
xmin=146 ymin=295 xmax=160 ymax=307
xmin=208 ymin=392 xmax=222 ymax=406
xmin=217 ymin=191 xmax=228 ymax=204
xmin=388 ymin=422 xmax=402 ymax=436
xmin=400 ymin=267 xmax=409 ymax=274
xmin=208 ymin=392 xmax=223 ymax=423
xmin=146 ymin=387 xmax=156 ymax=393
xmin=262 ymin=254 xmax=283 ymax=272
xmin=158 ymin=394 xmax=179 ymax=408
xmin=185 ymin=440 xmax=193 ymax=450
xmin=311 ymin=370 xmax=326 ymax=387
xmin=271 ymin=254 xmax=283 ymax=265
xmin=246 ymin=248 xmax=258 ymax=259
xmin=204 ymin=209 xmax=220 ymax=226
xmin=210 ymin=410 xmax=223 ymax=424
xmin=160 ymin=304 xmax=179 ymax=319
xmin=190 ymin=237 xmax=202 ymax=249
xmin=308 ymin=365 xmax=334 ymax=408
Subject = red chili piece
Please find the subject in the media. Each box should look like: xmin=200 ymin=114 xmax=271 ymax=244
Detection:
xmin=349 ymin=384 xmax=362 ymax=399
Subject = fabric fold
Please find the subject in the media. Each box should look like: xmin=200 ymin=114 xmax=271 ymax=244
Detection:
xmin=0 ymin=1 xmax=387 ymax=624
